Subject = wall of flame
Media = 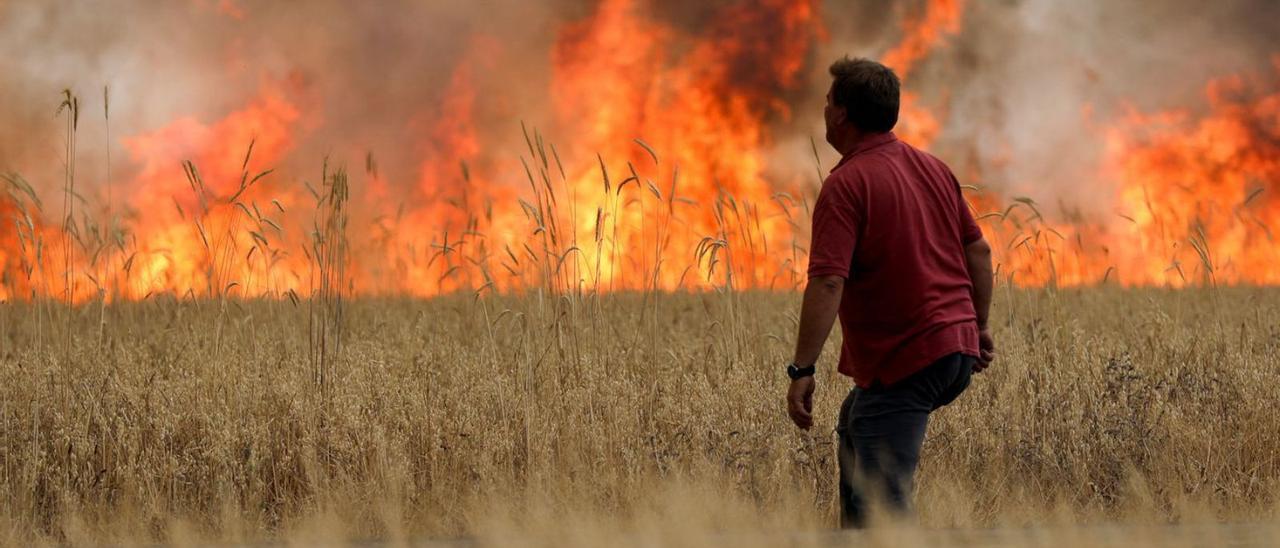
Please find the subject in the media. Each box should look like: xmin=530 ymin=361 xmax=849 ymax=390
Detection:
xmin=1 ymin=0 xmax=1278 ymax=301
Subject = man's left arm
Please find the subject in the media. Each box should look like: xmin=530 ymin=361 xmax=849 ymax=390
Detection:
xmin=790 ymin=177 xmax=858 ymax=430
xmin=786 ymin=274 xmax=844 ymax=430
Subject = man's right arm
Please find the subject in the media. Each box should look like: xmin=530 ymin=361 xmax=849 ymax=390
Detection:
xmin=965 ymin=237 xmax=995 ymax=369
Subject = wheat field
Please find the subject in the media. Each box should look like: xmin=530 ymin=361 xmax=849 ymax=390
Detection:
xmin=1 ymin=286 xmax=1278 ymax=546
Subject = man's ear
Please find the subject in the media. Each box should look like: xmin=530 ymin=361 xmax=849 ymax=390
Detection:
xmin=833 ymin=106 xmax=848 ymax=127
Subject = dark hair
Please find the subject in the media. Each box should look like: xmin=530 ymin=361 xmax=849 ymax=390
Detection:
xmin=828 ymin=57 xmax=900 ymax=133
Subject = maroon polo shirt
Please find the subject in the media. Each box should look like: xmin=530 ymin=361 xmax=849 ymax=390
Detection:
xmin=808 ymin=132 xmax=983 ymax=388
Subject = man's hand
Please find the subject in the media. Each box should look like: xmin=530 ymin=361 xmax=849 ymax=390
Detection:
xmin=787 ymin=275 xmax=842 ymax=430
xmin=974 ymin=328 xmax=996 ymax=373
xmin=786 ymin=376 xmax=816 ymax=430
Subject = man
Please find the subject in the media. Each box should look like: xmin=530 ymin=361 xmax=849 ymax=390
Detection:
xmin=784 ymin=57 xmax=995 ymax=528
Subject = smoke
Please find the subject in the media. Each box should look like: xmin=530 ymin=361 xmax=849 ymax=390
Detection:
xmin=1 ymin=0 xmax=821 ymax=213
xmin=1 ymin=0 xmax=834 ymax=297
xmin=910 ymin=0 xmax=1280 ymax=214
xmin=2 ymin=0 xmax=1278 ymax=295
xmin=4 ymin=0 xmax=1278 ymax=203
xmin=0 ymin=0 xmax=563 ymax=210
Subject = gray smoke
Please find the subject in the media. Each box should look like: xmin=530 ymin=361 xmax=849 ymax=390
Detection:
xmin=2 ymin=0 xmax=1278 ymax=223
xmin=0 ymin=0 xmax=560 ymax=211
xmin=909 ymin=0 xmax=1280 ymax=214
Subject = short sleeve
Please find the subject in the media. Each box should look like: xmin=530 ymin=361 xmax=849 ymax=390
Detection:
xmin=952 ymin=173 xmax=983 ymax=245
xmin=807 ymin=179 xmax=861 ymax=279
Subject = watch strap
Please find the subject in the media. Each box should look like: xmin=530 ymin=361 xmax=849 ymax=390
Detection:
xmin=787 ymin=363 xmax=816 ymax=380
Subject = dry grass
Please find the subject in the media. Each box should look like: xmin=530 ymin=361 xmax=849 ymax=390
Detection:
xmin=1 ymin=287 xmax=1278 ymax=546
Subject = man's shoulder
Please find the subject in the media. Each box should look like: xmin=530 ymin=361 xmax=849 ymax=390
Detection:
xmin=826 ymin=143 xmax=902 ymax=189
xmin=822 ymin=162 xmax=867 ymax=199
xmin=827 ymin=149 xmax=886 ymax=183
xmin=899 ymin=141 xmax=955 ymax=177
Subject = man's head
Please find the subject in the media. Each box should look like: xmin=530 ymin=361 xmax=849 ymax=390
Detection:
xmin=824 ymin=57 xmax=900 ymax=151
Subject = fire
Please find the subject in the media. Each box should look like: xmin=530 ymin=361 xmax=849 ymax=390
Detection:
xmin=352 ymin=0 xmax=826 ymax=296
xmin=0 ymin=192 xmax=29 ymax=301
xmin=883 ymin=0 xmax=964 ymax=147
xmin=2 ymin=1 xmax=1278 ymax=302
xmin=548 ymin=0 xmax=822 ymax=290
xmin=381 ymin=40 xmax=515 ymax=297
xmin=985 ymin=57 xmax=1280 ymax=286
xmin=0 ymin=81 xmax=307 ymax=302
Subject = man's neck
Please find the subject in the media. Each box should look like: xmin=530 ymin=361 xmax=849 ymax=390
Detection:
xmin=835 ymin=130 xmax=868 ymax=157
xmin=837 ymin=130 xmax=893 ymax=157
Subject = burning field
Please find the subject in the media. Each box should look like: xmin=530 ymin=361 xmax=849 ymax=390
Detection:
xmin=2 ymin=0 xmax=1277 ymax=300
xmin=2 ymin=0 xmax=1279 ymax=545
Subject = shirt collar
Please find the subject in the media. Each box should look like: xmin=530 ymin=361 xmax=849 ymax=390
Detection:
xmin=831 ymin=131 xmax=898 ymax=173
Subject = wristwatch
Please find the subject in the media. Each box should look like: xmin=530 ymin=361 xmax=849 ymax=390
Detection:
xmin=786 ymin=362 xmax=816 ymax=380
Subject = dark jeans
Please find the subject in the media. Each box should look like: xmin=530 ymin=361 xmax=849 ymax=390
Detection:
xmin=836 ymin=352 xmax=974 ymax=528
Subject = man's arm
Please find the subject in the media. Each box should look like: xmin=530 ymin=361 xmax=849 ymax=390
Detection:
xmin=792 ymin=274 xmax=845 ymax=366
xmin=786 ymin=274 xmax=844 ymax=430
xmin=965 ymin=237 xmax=995 ymax=370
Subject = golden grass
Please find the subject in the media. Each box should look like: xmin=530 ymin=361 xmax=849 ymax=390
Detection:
xmin=1 ymin=287 xmax=1278 ymax=546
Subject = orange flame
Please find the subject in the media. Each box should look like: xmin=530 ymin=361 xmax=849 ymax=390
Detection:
xmin=546 ymin=0 xmax=823 ymax=290
xmin=3 ymin=1 xmax=1278 ymax=302
xmin=885 ymin=0 xmax=964 ymax=147
xmin=982 ymin=57 xmax=1280 ymax=286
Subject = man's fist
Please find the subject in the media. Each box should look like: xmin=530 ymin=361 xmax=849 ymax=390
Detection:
xmin=975 ymin=328 xmax=996 ymax=373
xmin=787 ymin=376 xmax=816 ymax=430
